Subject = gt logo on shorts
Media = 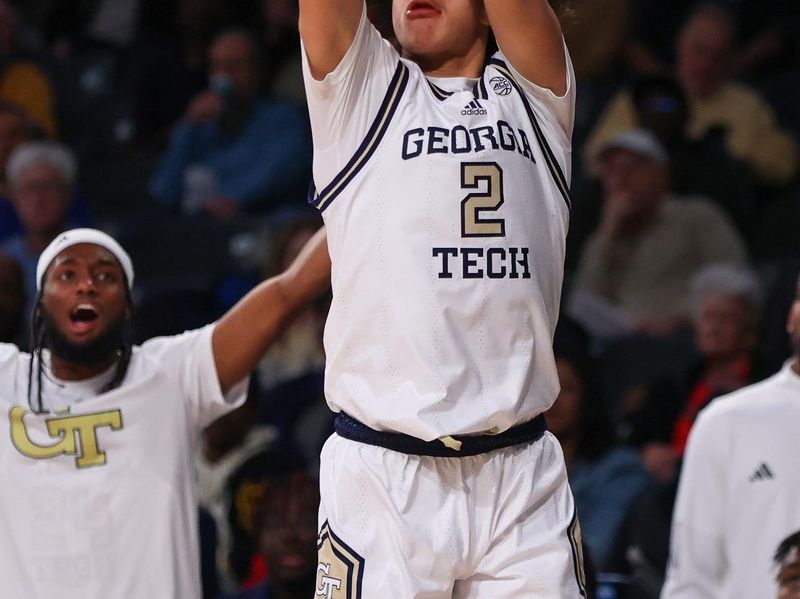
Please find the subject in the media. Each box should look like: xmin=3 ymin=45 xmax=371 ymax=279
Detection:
xmin=316 ymin=520 xmax=364 ymax=598
xmin=9 ymin=406 xmax=123 ymax=469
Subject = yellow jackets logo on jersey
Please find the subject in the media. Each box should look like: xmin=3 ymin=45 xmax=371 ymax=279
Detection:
xmin=316 ymin=520 xmax=364 ymax=598
xmin=9 ymin=406 xmax=123 ymax=468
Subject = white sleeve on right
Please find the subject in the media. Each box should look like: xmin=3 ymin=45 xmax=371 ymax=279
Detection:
xmin=661 ymin=409 xmax=729 ymax=598
xmin=301 ymin=2 xmax=401 ymax=187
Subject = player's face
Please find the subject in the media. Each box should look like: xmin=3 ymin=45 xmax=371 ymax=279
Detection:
xmin=694 ymin=293 xmax=755 ymax=360
xmin=778 ymin=549 xmax=800 ymax=599
xmin=392 ymin=0 xmax=489 ymax=69
xmin=40 ymin=243 xmax=128 ymax=352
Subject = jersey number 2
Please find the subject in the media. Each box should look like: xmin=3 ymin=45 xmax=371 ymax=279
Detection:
xmin=460 ymin=162 xmax=506 ymax=238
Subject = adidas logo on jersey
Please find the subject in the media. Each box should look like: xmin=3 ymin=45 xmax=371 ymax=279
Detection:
xmin=462 ymin=99 xmax=487 ymax=116
xmin=749 ymin=462 xmax=774 ymax=482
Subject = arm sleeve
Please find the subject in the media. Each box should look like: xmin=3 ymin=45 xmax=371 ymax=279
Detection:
xmin=141 ymin=325 xmax=248 ymax=429
xmin=499 ymin=42 xmax=576 ymax=143
xmin=724 ymin=93 xmax=799 ymax=185
xmin=661 ymin=409 xmax=729 ymax=598
xmin=215 ymin=103 xmax=312 ymax=206
xmin=301 ymin=3 xmax=400 ymax=187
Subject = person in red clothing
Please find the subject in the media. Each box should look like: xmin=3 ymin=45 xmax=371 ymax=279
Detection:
xmin=631 ymin=263 xmax=764 ymax=482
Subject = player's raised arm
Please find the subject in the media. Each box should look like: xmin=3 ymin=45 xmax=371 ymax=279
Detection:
xmin=484 ymin=0 xmax=567 ymax=95
xmin=299 ymin=0 xmax=364 ymax=79
xmin=211 ymin=228 xmax=330 ymax=393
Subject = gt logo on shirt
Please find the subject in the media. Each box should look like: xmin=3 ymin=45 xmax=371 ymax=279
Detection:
xmin=316 ymin=563 xmax=342 ymax=598
xmin=9 ymin=406 xmax=123 ymax=469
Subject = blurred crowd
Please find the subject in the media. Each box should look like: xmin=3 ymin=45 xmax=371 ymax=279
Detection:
xmin=0 ymin=0 xmax=798 ymax=597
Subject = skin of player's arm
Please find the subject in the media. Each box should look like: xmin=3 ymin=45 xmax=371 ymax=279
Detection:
xmin=211 ymin=228 xmax=331 ymax=394
xmin=299 ymin=0 xmax=364 ymax=79
xmin=483 ymin=0 xmax=567 ymax=95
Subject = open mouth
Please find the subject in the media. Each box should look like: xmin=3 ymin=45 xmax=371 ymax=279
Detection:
xmin=69 ymin=304 xmax=99 ymax=333
xmin=406 ymin=1 xmax=439 ymax=19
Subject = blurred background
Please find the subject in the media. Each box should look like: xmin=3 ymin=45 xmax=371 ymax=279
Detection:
xmin=0 ymin=1 xmax=797 ymax=597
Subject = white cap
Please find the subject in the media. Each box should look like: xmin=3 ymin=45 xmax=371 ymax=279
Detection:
xmin=599 ymin=129 xmax=668 ymax=164
xmin=36 ymin=228 xmax=134 ymax=291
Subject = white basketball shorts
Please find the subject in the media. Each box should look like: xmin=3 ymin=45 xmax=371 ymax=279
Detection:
xmin=314 ymin=430 xmax=586 ymax=598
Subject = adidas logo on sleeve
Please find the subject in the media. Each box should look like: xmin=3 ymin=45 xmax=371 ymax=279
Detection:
xmin=748 ymin=462 xmax=774 ymax=482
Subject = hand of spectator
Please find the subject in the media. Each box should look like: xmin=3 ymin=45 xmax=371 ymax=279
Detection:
xmin=640 ymin=442 xmax=678 ymax=483
xmin=598 ymin=192 xmax=636 ymax=241
xmin=185 ymin=91 xmax=225 ymax=123
xmin=205 ymin=196 xmax=240 ymax=220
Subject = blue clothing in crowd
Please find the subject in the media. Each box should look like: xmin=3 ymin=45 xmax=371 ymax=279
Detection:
xmin=570 ymin=446 xmax=652 ymax=569
xmin=149 ymin=99 xmax=312 ymax=210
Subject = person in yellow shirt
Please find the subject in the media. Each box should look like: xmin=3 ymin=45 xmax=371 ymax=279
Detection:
xmin=584 ymin=2 xmax=797 ymax=187
xmin=0 ymin=1 xmax=57 ymax=137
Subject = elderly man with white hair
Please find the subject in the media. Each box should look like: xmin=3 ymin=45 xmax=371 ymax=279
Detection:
xmin=0 ymin=141 xmax=82 ymax=314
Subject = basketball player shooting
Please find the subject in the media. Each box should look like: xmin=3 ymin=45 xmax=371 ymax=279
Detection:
xmin=300 ymin=0 xmax=581 ymax=597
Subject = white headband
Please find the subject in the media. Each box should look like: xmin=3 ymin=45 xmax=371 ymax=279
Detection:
xmin=36 ymin=228 xmax=134 ymax=291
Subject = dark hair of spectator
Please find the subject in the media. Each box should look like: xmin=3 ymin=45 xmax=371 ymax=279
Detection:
xmin=775 ymin=530 xmax=800 ymax=566
xmin=553 ymin=319 xmax=618 ymax=460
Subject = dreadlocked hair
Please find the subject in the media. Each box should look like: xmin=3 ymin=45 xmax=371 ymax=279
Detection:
xmin=27 ymin=286 xmax=135 ymax=414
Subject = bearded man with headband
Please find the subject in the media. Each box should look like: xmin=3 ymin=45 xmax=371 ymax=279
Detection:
xmin=0 ymin=227 xmax=330 ymax=599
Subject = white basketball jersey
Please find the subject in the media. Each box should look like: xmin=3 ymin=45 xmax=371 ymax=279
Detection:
xmin=303 ymin=7 xmax=575 ymax=441
xmin=0 ymin=326 xmax=246 ymax=599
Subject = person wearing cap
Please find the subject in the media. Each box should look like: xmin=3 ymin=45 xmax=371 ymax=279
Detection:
xmin=0 ymin=227 xmax=330 ymax=599
xmin=569 ymin=128 xmax=748 ymax=337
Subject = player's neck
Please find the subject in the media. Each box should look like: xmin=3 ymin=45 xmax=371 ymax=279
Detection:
xmin=49 ymin=353 xmax=117 ymax=382
xmin=792 ymin=357 xmax=800 ymax=377
xmin=404 ymin=46 xmax=485 ymax=79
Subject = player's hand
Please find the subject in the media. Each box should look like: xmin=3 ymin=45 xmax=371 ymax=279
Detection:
xmin=185 ymin=91 xmax=225 ymax=123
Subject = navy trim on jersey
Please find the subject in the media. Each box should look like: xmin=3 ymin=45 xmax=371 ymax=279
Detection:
xmin=488 ymin=58 xmax=571 ymax=210
xmin=309 ymin=61 xmax=410 ymax=213
xmin=568 ymin=509 xmax=588 ymax=597
xmin=427 ymin=80 xmax=453 ymax=101
xmin=473 ymin=76 xmax=489 ymax=100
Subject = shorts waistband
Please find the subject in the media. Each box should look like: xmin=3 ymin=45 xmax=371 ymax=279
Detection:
xmin=333 ymin=413 xmax=547 ymax=457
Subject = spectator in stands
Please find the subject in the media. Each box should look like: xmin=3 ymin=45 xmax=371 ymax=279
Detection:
xmin=569 ymin=129 xmax=748 ymax=338
xmin=546 ymin=321 xmax=651 ymax=568
xmin=0 ymin=141 xmax=77 ymax=311
xmin=585 ymin=2 xmax=798 ymax=187
xmin=629 ymin=75 xmax=755 ymax=234
xmin=149 ymin=29 xmax=312 ymax=219
xmin=0 ymin=102 xmax=36 ymax=242
xmin=218 ymin=467 xmax=319 ymax=599
xmin=221 ymin=447 xmax=310 ymax=590
xmin=0 ymin=1 xmax=57 ymax=137
xmin=197 ymin=378 xmax=277 ymax=591
xmin=628 ymin=264 xmax=764 ymax=483
xmin=661 ymin=271 xmax=800 ymax=598
xmin=0 ymin=254 xmax=24 ymax=345
xmin=776 ymin=531 xmax=800 ymax=599
xmin=257 ymin=213 xmax=326 ymax=392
